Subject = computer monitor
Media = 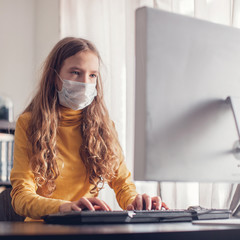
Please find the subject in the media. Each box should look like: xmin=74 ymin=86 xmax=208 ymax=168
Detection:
xmin=134 ymin=7 xmax=240 ymax=182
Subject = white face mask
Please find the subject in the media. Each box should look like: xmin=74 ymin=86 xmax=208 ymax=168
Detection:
xmin=57 ymin=76 xmax=97 ymax=111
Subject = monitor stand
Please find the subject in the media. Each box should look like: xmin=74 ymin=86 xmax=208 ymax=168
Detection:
xmin=226 ymin=97 xmax=240 ymax=216
xmin=226 ymin=96 xmax=240 ymax=160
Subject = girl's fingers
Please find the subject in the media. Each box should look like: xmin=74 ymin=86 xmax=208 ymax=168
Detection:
xmin=142 ymin=193 xmax=152 ymax=210
xmin=128 ymin=194 xmax=167 ymax=211
xmin=151 ymin=196 xmax=162 ymax=210
xmin=87 ymin=197 xmax=110 ymax=211
xmin=94 ymin=201 xmax=112 ymax=211
xmin=162 ymin=202 xmax=169 ymax=210
xmin=126 ymin=204 xmax=135 ymax=210
xmin=71 ymin=204 xmax=82 ymax=211
xmin=77 ymin=197 xmax=95 ymax=210
xmin=135 ymin=194 xmax=143 ymax=210
xmin=74 ymin=196 xmax=167 ymax=212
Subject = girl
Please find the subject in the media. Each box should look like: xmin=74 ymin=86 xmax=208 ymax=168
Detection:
xmin=10 ymin=37 xmax=164 ymax=221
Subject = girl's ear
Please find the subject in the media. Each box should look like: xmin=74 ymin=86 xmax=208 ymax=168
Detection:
xmin=53 ymin=70 xmax=62 ymax=91
xmin=55 ymin=78 xmax=62 ymax=91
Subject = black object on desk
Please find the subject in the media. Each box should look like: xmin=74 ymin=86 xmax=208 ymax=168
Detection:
xmin=42 ymin=209 xmax=231 ymax=225
xmin=0 ymin=188 xmax=24 ymax=221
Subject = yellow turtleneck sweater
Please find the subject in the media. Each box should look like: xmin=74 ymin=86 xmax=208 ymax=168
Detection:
xmin=10 ymin=107 xmax=138 ymax=221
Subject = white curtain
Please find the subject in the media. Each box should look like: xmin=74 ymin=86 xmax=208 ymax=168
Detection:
xmin=60 ymin=0 xmax=240 ymax=210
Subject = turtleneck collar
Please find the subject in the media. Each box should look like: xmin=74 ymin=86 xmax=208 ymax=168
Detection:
xmin=59 ymin=105 xmax=82 ymax=126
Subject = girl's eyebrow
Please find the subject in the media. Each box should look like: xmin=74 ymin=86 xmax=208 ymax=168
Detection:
xmin=69 ymin=66 xmax=99 ymax=73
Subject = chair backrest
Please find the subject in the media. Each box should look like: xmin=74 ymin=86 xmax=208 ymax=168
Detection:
xmin=0 ymin=188 xmax=25 ymax=221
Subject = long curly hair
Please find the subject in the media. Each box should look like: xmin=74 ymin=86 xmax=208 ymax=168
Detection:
xmin=24 ymin=37 xmax=122 ymax=196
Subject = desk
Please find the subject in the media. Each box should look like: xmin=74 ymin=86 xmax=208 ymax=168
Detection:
xmin=0 ymin=222 xmax=240 ymax=240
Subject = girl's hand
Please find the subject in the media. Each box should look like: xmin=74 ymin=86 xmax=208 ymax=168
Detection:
xmin=59 ymin=197 xmax=112 ymax=212
xmin=126 ymin=194 xmax=169 ymax=211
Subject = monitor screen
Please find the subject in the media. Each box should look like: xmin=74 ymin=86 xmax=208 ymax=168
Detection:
xmin=134 ymin=7 xmax=240 ymax=182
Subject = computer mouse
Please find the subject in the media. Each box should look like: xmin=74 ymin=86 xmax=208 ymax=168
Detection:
xmin=187 ymin=205 xmax=206 ymax=211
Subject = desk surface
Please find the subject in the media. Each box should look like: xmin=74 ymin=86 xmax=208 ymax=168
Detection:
xmin=0 ymin=221 xmax=240 ymax=240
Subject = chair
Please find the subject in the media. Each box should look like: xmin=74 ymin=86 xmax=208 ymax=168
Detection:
xmin=0 ymin=188 xmax=25 ymax=221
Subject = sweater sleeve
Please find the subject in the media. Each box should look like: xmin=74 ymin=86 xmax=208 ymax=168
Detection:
xmin=108 ymin=155 xmax=138 ymax=210
xmin=10 ymin=114 xmax=69 ymax=219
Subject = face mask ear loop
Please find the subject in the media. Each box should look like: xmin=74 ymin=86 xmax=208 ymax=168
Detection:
xmin=51 ymin=68 xmax=63 ymax=93
xmin=53 ymin=69 xmax=63 ymax=82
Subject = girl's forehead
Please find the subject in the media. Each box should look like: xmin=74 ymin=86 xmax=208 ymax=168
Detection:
xmin=62 ymin=51 xmax=99 ymax=70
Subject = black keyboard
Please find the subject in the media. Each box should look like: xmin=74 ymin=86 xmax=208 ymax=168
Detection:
xmin=42 ymin=209 xmax=231 ymax=225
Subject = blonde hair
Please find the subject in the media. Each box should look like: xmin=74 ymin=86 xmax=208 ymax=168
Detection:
xmin=24 ymin=37 xmax=122 ymax=196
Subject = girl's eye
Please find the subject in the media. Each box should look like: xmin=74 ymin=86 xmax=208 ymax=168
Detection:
xmin=71 ymin=71 xmax=80 ymax=75
xmin=90 ymin=74 xmax=97 ymax=78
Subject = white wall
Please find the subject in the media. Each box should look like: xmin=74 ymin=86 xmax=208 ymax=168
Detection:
xmin=35 ymin=0 xmax=60 ymax=76
xmin=0 ymin=0 xmax=60 ymax=120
